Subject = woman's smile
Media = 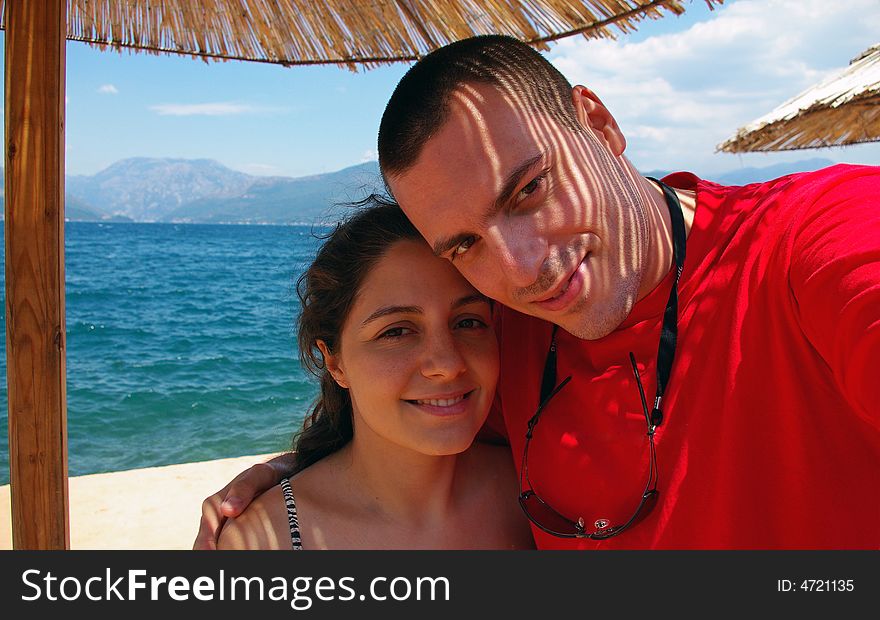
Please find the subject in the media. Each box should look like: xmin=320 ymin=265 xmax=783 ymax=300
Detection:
xmin=405 ymin=389 xmax=479 ymax=416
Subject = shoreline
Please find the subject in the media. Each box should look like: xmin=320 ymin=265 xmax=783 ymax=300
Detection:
xmin=0 ymin=453 xmax=279 ymax=550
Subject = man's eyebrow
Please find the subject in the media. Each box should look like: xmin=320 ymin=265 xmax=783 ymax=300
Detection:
xmin=431 ymin=151 xmax=545 ymax=258
xmin=487 ymin=151 xmax=546 ymax=221
xmin=361 ymin=305 xmax=422 ymax=327
xmin=432 ymin=233 xmax=473 ymax=257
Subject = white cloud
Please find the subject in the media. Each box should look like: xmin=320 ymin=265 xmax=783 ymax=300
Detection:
xmin=547 ymin=0 xmax=880 ymax=174
xmin=150 ymin=102 xmax=263 ymax=116
xmin=360 ymin=149 xmax=377 ymax=163
xmin=98 ymin=84 xmax=119 ymax=95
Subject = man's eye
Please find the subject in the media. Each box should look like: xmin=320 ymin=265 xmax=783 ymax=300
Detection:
xmin=452 ymin=236 xmax=476 ymax=258
xmin=517 ymin=174 xmax=545 ymax=200
xmin=456 ymin=317 xmax=487 ymax=329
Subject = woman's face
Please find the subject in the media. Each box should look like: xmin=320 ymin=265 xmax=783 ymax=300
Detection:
xmin=323 ymin=239 xmax=499 ymax=456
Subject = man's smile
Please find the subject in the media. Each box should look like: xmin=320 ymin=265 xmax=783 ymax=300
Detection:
xmin=531 ymin=253 xmax=590 ymax=313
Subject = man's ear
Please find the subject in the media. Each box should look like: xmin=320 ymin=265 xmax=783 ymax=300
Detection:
xmin=571 ymin=85 xmax=626 ymax=156
xmin=317 ymin=340 xmax=349 ymax=389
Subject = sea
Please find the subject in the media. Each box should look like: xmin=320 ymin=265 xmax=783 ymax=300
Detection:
xmin=0 ymin=221 xmax=333 ymax=485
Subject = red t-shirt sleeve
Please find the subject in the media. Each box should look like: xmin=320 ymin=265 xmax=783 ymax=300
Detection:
xmin=789 ymin=168 xmax=880 ymax=428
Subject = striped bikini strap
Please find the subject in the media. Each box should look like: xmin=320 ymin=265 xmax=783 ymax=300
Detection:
xmin=279 ymin=477 xmax=303 ymax=550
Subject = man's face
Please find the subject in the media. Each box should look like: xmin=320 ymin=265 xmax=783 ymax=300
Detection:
xmin=387 ymin=82 xmax=650 ymax=339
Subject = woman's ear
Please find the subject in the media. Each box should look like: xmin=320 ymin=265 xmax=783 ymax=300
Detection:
xmin=317 ymin=340 xmax=349 ymax=389
xmin=571 ymin=85 xmax=627 ymax=156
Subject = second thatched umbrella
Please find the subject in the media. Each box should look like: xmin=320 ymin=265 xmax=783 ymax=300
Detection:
xmin=718 ymin=44 xmax=880 ymax=153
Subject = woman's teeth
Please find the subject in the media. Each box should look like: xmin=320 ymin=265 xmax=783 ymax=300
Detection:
xmin=416 ymin=395 xmax=466 ymax=407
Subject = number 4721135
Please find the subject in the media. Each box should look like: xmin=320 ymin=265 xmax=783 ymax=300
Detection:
xmin=777 ymin=579 xmax=854 ymax=592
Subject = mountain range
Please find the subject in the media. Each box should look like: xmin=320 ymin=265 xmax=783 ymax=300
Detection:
xmin=0 ymin=156 xmax=839 ymax=224
xmin=0 ymin=158 xmax=384 ymax=225
xmin=641 ymin=157 xmax=837 ymax=186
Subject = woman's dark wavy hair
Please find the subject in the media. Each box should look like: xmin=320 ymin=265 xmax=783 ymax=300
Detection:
xmin=291 ymin=195 xmax=421 ymax=474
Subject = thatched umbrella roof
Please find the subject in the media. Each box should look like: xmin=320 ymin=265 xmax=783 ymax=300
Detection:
xmin=1 ymin=0 xmax=720 ymax=68
xmin=718 ymin=43 xmax=880 ymax=153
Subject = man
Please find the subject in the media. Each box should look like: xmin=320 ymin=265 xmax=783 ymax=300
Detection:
xmin=197 ymin=36 xmax=880 ymax=549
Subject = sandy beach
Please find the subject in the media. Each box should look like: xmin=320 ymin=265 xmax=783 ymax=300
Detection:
xmin=0 ymin=453 xmax=278 ymax=550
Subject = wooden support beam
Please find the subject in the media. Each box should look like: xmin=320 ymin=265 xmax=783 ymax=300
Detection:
xmin=4 ymin=0 xmax=69 ymax=549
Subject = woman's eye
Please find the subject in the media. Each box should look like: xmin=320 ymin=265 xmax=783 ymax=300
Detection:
xmin=456 ymin=317 xmax=487 ymax=329
xmin=378 ymin=326 xmax=410 ymax=339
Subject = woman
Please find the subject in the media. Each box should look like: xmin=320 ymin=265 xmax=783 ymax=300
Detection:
xmin=217 ymin=199 xmax=533 ymax=549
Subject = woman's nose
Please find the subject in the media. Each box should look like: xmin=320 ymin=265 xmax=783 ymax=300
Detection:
xmin=420 ymin=330 xmax=467 ymax=379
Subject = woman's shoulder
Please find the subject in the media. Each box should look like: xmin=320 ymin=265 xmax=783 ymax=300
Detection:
xmin=465 ymin=442 xmax=517 ymax=481
xmin=461 ymin=442 xmax=535 ymax=549
xmin=459 ymin=442 xmax=520 ymax=504
xmin=217 ymin=484 xmax=289 ymax=550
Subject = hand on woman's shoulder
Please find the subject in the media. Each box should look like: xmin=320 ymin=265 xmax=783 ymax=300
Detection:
xmin=217 ymin=485 xmax=287 ymax=550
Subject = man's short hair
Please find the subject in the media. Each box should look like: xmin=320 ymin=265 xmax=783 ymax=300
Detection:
xmin=378 ymin=35 xmax=581 ymax=180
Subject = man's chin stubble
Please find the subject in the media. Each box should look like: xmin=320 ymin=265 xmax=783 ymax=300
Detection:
xmin=557 ymin=286 xmax=638 ymax=341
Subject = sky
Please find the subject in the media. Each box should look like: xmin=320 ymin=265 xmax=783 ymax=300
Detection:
xmin=2 ymin=0 xmax=879 ymax=179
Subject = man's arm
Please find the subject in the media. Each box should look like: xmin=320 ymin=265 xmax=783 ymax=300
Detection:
xmin=789 ymin=167 xmax=880 ymax=425
xmin=193 ymin=451 xmax=297 ymax=550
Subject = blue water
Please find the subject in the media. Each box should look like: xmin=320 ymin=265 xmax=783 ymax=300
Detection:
xmin=0 ymin=222 xmax=330 ymax=485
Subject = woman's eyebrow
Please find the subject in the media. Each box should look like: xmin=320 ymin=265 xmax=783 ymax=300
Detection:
xmin=360 ymin=305 xmax=422 ymax=327
xmin=452 ymin=294 xmax=491 ymax=309
xmin=360 ymin=294 xmax=488 ymax=327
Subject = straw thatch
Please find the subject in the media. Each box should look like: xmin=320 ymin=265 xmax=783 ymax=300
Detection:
xmin=0 ymin=0 xmax=721 ymax=68
xmin=718 ymin=44 xmax=880 ymax=153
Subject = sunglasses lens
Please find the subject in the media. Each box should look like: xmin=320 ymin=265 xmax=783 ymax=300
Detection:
xmin=632 ymin=489 xmax=659 ymax=527
xmin=519 ymin=491 xmax=582 ymax=537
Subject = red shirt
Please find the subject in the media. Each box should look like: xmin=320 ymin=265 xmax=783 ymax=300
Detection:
xmin=491 ymin=165 xmax=880 ymax=549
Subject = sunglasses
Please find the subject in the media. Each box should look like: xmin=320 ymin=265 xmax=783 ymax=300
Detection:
xmin=518 ymin=353 xmax=659 ymax=540
xmin=518 ymin=177 xmax=683 ymax=541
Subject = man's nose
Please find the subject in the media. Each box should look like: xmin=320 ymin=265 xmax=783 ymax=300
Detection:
xmin=486 ymin=224 xmax=548 ymax=289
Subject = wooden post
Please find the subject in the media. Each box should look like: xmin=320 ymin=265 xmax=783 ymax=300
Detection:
xmin=4 ymin=0 xmax=69 ymax=549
